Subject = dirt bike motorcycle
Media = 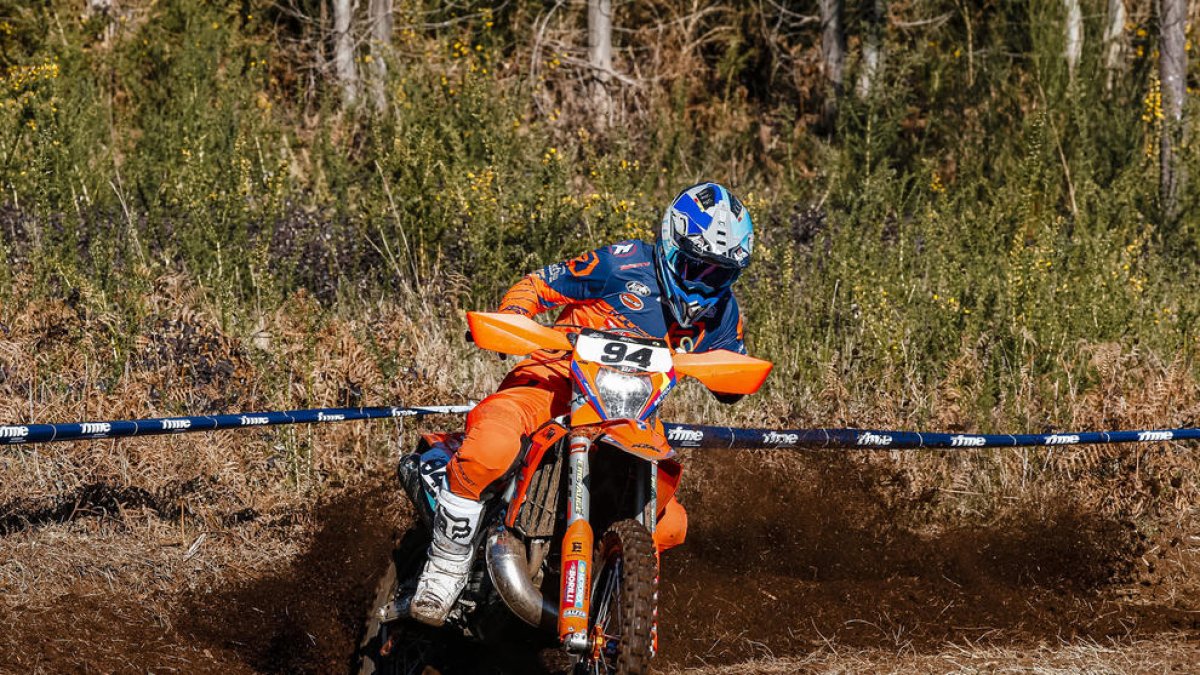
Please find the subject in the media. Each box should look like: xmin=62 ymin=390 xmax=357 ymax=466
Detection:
xmin=359 ymin=312 xmax=771 ymax=675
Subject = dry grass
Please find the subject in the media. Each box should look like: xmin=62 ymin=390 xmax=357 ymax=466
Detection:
xmin=0 ymin=514 xmax=304 ymax=613
xmin=0 ymin=273 xmax=510 ymax=627
xmin=3 ymin=273 xmax=1200 ymax=672
xmin=5 ymin=271 xmax=1200 ymax=580
xmin=670 ymin=637 xmax=1200 ymax=674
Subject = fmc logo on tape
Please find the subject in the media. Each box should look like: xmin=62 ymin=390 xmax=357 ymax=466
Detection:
xmin=950 ymin=435 xmax=986 ymax=447
xmin=1045 ymin=434 xmax=1080 ymax=445
xmin=1138 ymin=431 xmax=1173 ymax=442
xmin=0 ymin=425 xmax=30 ymax=440
xmin=762 ymin=431 xmax=799 ymax=446
xmin=856 ymin=432 xmax=893 ymax=447
xmin=667 ymin=427 xmax=704 ymax=445
xmin=81 ymin=422 xmax=112 ymax=436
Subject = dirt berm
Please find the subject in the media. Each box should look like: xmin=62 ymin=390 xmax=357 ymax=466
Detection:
xmin=2 ymin=452 xmax=1199 ymax=673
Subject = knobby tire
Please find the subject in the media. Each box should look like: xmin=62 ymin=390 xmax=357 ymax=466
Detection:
xmin=576 ymin=519 xmax=658 ymax=675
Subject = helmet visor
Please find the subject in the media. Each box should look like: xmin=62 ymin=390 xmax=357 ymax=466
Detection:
xmin=674 ymin=246 xmax=740 ymax=295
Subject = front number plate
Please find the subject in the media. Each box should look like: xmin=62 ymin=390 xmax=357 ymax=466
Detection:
xmin=574 ymin=333 xmax=672 ymax=372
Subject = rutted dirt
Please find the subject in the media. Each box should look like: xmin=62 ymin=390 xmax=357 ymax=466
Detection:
xmin=658 ymin=452 xmax=1200 ymax=667
xmin=0 ymin=479 xmax=214 ymax=535
xmin=175 ymin=481 xmax=404 ymax=674
xmin=3 ymin=454 xmax=1200 ymax=673
xmin=0 ymin=479 xmax=404 ymax=674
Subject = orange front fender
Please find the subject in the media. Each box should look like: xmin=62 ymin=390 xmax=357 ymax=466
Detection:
xmin=596 ymin=418 xmax=675 ymax=461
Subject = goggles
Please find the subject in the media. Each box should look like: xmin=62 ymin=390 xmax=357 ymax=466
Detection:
xmin=672 ymin=245 xmax=741 ymax=295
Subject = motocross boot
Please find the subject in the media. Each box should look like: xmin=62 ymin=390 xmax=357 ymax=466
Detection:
xmin=397 ymin=453 xmax=434 ymax=526
xmin=410 ymin=487 xmax=483 ymax=627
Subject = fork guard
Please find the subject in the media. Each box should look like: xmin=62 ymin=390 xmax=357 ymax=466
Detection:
xmin=485 ymin=526 xmax=559 ymax=632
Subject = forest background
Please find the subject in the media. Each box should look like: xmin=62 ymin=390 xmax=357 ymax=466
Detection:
xmin=2 ymin=1 xmax=1200 ymax=670
xmin=5 ymin=0 xmax=1200 ymax=538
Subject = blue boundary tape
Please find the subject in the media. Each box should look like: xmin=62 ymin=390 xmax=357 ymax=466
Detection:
xmin=0 ymin=405 xmax=474 ymax=446
xmin=660 ymin=423 xmax=1199 ymax=450
xmin=1 ymin=405 xmax=1195 ymax=450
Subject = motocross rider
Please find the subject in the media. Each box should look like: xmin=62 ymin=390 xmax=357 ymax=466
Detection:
xmin=411 ymin=182 xmax=755 ymax=627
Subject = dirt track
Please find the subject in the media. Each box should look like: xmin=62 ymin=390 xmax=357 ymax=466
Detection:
xmin=3 ymin=453 xmax=1200 ymax=674
xmin=660 ymin=452 xmax=1200 ymax=666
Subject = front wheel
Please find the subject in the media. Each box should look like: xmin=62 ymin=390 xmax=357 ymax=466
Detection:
xmin=575 ymin=519 xmax=658 ymax=675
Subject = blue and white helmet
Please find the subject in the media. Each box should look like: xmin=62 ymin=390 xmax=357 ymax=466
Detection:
xmin=655 ymin=182 xmax=754 ymax=328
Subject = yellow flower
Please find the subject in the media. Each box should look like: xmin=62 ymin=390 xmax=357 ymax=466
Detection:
xmin=1142 ymin=75 xmax=1163 ymax=122
xmin=930 ymin=172 xmax=945 ymax=193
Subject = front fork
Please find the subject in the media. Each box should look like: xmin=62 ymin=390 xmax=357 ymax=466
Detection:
xmin=558 ymin=432 xmax=660 ymax=653
xmin=559 ymin=434 xmax=594 ymax=652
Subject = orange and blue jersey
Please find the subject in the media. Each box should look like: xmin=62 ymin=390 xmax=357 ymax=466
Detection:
xmin=447 ymin=239 xmax=731 ymax=538
xmin=496 ymin=240 xmax=745 ymax=386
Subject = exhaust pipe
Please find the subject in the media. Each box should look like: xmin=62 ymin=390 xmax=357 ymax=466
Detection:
xmin=485 ymin=527 xmax=558 ymax=631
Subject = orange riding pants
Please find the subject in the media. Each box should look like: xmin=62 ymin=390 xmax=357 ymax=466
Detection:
xmin=446 ymin=371 xmax=688 ymax=552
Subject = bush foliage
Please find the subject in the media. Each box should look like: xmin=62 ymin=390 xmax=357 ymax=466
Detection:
xmin=1 ymin=0 xmax=1198 ymax=440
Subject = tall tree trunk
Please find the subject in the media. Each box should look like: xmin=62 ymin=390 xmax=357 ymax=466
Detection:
xmin=86 ymin=0 xmax=114 ymax=17
xmin=86 ymin=0 xmax=118 ymax=43
xmin=588 ymin=0 xmax=614 ymax=128
xmin=856 ymin=0 xmax=886 ymax=99
xmin=1063 ymin=0 xmax=1083 ymax=83
xmin=1103 ymin=0 xmax=1127 ymax=91
xmin=333 ymin=0 xmax=358 ymax=106
xmin=368 ymin=0 xmax=393 ymax=112
xmin=820 ymin=0 xmax=846 ymax=126
xmin=1159 ymin=0 xmax=1187 ymax=218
